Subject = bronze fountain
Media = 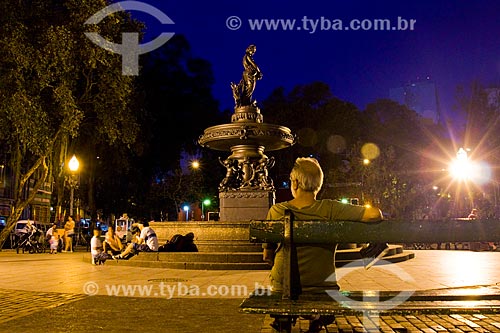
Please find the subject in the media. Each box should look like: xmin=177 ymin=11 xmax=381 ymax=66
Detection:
xmin=198 ymin=45 xmax=295 ymax=220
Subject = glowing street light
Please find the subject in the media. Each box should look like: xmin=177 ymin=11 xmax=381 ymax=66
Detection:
xmin=449 ymin=148 xmax=472 ymax=181
xmin=191 ymin=160 xmax=200 ymax=169
xmin=69 ymin=155 xmax=80 ymax=172
xmin=67 ymin=155 xmax=80 ymax=217
xmin=448 ymin=147 xmax=491 ymax=184
xmin=183 ymin=205 xmax=190 ymax=221
xmin=201 ymin=199 xmax=211 ymax=221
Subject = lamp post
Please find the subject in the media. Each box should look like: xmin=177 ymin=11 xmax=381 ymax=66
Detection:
xmin=361 ymin=158 xmax=370 ymax=204
xmin=448 ymin=147 xmax=474 ymax=216
xmin=201 ymin=199 xmax=211 ymax=221
xmin=68 ymin=155 xmax=79 ymax=217
xmin=183 ymin=205 xmax=189 ymax=221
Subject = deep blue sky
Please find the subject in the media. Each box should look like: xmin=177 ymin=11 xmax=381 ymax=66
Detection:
xmin=127 ymin=0 xmax=499 ymax=116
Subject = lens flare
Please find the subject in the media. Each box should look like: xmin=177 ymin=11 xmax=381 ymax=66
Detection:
xmin=327 ymin=135 xmax=346 ymax=153
xmin=361 ymin=143 xmax=380 ymax=160
xmin=297 ymin=128 xmax=318 ymax=147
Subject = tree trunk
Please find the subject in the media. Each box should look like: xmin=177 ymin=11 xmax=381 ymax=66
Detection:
xmin=0 ymin=156 xmax=49 ymax=249
xmin=87 ymin=148 xmax=96 ymax=222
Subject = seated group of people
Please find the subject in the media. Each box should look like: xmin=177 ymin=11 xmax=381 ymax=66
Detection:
xmin=91 ymin=220 xmax=158 ymax=264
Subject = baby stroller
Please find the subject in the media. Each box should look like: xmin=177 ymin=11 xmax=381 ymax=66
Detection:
xmin=15 ymin=226 xmax=45 ymax=254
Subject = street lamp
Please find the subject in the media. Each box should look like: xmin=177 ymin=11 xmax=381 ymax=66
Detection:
xmin=447 ymin=147 xmax=491 ymax=215
xmin=191 ymin=160 xmax=200 ymax=169
xmin=361 ymin=158 xmax=371 ymax=204
xmin=67 ymin=155 xmax=79 ymax=217
xmin=183 ymin=205 xmax=189 ymax=221
xmin=449 ymin=148 xmax=472 ymax=181
xmin=201 ymin=199 xmax=211 ymax=221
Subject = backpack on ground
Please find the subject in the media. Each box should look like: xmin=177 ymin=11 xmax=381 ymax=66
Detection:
xmin=158 ymin=233 xmax=198 ymax=252
xmin=93 ymin=252 xmax=113 ymax=264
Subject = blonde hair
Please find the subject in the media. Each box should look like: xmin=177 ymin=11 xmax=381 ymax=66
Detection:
xmin=290 ymin=157 xmax=324 ymax=194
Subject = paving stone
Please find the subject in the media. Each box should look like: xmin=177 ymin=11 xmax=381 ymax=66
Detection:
xmin=0 ymin=288 xmax=87 ymax=324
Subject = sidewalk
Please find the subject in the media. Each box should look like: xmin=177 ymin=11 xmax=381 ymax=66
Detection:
xmin=0 ymin=249 xmax=499 ymax=332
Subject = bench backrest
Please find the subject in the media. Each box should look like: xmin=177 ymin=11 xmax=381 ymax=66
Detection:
xmin=250 ymin=217 xmax=500 ymax=244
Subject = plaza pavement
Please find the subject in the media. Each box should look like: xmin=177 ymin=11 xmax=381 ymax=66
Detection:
xmin=0 ymin=248 xmax=499 ymax=332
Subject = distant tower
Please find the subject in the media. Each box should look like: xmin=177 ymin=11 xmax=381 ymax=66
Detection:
xmin=389 ymin=77 xmax=441 ymax=124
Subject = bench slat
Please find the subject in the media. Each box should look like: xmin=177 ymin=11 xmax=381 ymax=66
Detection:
xmin=240 ymin=288 xmax=500 ymax=315
xmin=250 ymin=219 xmax=500 ymax=243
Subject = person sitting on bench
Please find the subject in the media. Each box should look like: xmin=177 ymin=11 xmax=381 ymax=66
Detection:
xmin=113 ymin=220 xmax=158 ymax=259
xmin=263 ymin=157 xmax=388 ymax=332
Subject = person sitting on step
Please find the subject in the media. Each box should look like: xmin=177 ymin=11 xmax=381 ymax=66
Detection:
xmin=113 ymin=220 xmax=159 ymax=260
xmin=103 ymin=226 xmax=124 ymax=255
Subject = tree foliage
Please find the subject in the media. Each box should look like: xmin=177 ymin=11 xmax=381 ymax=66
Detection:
xmin=456 ymin=81 xmax=500 ymax=158
xmin=92 ymin=34 xmax=224 ymax=220
xmin=0 ymin=0 xmax=141 ymax=246
xmin=263 ymin=82 xmax=365 ymax=186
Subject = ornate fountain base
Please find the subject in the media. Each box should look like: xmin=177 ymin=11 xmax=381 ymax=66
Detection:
xmin=219 ymin=190 xmax=275 ymax=221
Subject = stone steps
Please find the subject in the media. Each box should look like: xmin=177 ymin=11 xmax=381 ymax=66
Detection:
xmin=100 ymin=259 xmax=270 ymax=270
xmin=82 ymin=244 xmax=414 ymax=270
xmin=173 ymin=240 xmax=264 ymax=253
xmin=335 ymin=244 xmax=415 ymax=267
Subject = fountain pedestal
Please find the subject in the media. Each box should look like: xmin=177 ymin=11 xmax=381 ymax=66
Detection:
xmin=219 ymin=190 xmax=275 ymax=221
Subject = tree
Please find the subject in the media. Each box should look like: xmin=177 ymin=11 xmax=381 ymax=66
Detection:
xmin=455 ymin=81 xmax=500 ymax=157
xmin=262 ymin=82 xmax=365 ymax=191
xmin=0 ymin=0 xmax=141 ymax=247
xmin=121 ymin=34 xmax=224 ymax=220
xmin=453 ymin=81 xmax=500 ymax=217
xmin=362 ymin=99 xmax=440 ymax=218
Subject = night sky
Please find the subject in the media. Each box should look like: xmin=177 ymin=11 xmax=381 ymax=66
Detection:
xmin=127 ymin=0 xmax=499 ymax=118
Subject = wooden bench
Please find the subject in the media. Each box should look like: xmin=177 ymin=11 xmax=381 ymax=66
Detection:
xmin=240 ymin=211 xmax=500 ymax=332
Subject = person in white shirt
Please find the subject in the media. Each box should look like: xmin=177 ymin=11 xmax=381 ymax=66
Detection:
xmin=90 ymin=228 xmax=104 ymax=265
xmin=113 ymin=220 xmax=158 ymax=260
xmin=49 ymin=234 xmax=59 ymax=254
xmin=45 ymin=224 xmax=57 ymax=242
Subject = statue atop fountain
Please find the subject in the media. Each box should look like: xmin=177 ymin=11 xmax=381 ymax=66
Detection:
xmin=230 ymin=44 xmax=262 ymax=108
